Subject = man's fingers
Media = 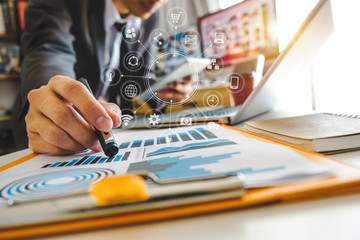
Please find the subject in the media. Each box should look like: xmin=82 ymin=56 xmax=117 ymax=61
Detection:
xmin=26 ymin=110 xmax=88 ymax=152
xmin=27 ymin=88 xmax=102 ymax=151
xmin=99 ymin=100 xmax=122 ymax=128
xmin=47 ymin=75 xmax=113 ymax=131
xmin=28 ymin=132 xmax=76 ymax=155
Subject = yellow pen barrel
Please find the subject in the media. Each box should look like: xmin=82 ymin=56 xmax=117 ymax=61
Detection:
xmin=89 ymin=175 xmax=149 ymax=206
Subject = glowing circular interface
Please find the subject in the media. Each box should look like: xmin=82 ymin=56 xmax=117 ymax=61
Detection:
xmin=145 ymin=51 xmax=201 ymax=105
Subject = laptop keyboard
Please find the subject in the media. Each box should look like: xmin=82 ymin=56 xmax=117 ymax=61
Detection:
xmin=186 ymin=106 xmax=241 ymax=118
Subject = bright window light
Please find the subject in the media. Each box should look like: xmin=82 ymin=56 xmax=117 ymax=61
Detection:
xmin=218 ymin=0 xmax=244 ymax=10
xmin=215 ymin=0 xmax=360 ymax=114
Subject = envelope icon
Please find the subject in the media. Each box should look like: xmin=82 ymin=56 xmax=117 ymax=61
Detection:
xmin=185 ymin=35 xmax=198 ymax=45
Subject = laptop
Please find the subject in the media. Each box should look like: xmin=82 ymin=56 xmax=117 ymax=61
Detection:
xmin=126 ymin=0 xmax=333 ymax=129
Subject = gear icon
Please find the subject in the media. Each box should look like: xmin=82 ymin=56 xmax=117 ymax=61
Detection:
xmin=148 ymin=113 xmax=160 ymax=125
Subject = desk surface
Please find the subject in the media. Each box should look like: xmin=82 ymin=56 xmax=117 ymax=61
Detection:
xmin=1 ymin=110 xmax=360 ymax=240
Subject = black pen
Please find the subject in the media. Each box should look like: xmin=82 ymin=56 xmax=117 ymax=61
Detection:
xmin=78 ymin=78 xmax=119 ymax=157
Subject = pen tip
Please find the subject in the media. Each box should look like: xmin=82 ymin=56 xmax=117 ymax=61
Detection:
xmin=104 ymin=143 xmax=119 ymax=157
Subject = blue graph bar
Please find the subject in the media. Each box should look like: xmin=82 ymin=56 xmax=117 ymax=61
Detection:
xmin=41 ymin=154 xmax=125 ymax=169
xmin=113 ymin=155 xmax=122 ymax=162
xmin=157 ymin=137 xmax=166 ymax=144
xmin=98 ymin=157 xmax=107 ymax=164
xmin=106 ymin=156 xmax=114 ymax=163
xmin=49 ymin=162 xmax=62 ymax=168
xmin=65 ymin=159 xmax=79 ymax=167
xmin=169 ymin=134 xmax=179 ymax=143
xmin=58 ymin=162 xmax=68 ymax=167
xmin=147 ymin=139 xmax=235 ymax=157
xmin=122 ymin=152 xmax=130 ymax=161
xmin=41 ymin=164 xmax=51 ymax=168
xmin=196 ymin=128 xmax=217 ymax=139
xmin=119 ymin=142 xmax=131 ymax=149
xmin=90 ymin=156 xmax=101 ymax=164
xmin=81 ymin=156 xmax=95 ymax=165
xmin=144 ymin=139 xmax=154 ymax=146
xmin=188 ymin=130 xmax=205 ymax=140
xmin=179 ymin=132 xmax=192 ymax=141
xmin=131 ymin=140 xmax=142 ymax=148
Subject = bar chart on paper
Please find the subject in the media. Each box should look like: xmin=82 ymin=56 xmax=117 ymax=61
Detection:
xmin=123 ymin=126 xmax=333 ymax=187
xmin=117 ymin=127 xmax=220 ymax=150
xmin=40 ymin=152 xmax=131 ymax=169
xmin=128 ymin=152 xmax=286 ymax=180
xmin=125 ymin=127 xmax=288 ymax=181
xmin=40 ymin=127 xmax=227 ymax=169
xmin=0 ymin=125 xmax=335 ymax=203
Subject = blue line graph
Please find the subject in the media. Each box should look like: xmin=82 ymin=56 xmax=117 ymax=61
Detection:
xmin=147 ymin=139 xmax=237 ymax=157
xmin=128 ymin=152 xmax=286 ymax=180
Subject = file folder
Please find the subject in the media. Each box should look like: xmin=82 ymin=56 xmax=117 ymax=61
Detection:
xmin=1 ymin=125 xmax=360 ymax=239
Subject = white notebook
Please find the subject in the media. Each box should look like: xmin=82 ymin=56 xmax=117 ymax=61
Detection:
xmin=244 ymin=113 xmax=360 ymax=153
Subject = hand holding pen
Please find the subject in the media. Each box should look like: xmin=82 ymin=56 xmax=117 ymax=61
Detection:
xmin=26 ymin=75 xmax=121 ymax=155
xmin=78 ymin=78 xmax=119 ymax=156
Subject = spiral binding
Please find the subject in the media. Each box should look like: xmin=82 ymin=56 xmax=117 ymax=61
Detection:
xmin=324 ymin=112 xmax=360 ymax=119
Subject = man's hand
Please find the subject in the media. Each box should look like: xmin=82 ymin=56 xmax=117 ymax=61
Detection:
xmin=26 ymin=75 xmax=122 ymax=155
xmin=157 ymin=75 xmax=197 ymax=103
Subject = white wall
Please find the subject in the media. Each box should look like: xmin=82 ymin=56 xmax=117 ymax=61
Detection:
xmin=312 ymin=0 xmax=360 ymax=114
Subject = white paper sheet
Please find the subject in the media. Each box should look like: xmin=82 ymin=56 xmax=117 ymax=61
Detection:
xmin=0 ymin=124 xmax=335 ymax=207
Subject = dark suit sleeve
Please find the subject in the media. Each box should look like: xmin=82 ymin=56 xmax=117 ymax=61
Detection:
xmin=12 ymin=0 xmax=76 ymax=148
xmin=21 ymin=0 xmax=76 ymax=99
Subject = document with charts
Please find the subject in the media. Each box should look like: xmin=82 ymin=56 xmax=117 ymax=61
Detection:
xmin=0 ymin=124 xmax=336 ymax=207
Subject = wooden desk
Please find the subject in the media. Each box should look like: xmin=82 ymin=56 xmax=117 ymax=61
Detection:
xmin=1 ymin=110 xmax=360 ymax=240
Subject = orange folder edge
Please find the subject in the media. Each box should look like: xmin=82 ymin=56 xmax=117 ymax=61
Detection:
xmin=2 ymin=125 xmax=360 ymax=239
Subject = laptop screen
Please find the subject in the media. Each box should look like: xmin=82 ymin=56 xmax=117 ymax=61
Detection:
xmin=198 ymin=0 xmax=279 ymax=66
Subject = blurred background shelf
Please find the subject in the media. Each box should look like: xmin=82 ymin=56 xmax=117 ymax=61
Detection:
xmin=0 ymin=32 xmax=16 ymax=39
xmin=0 ymin=115 xmax=16 ymax=156
xmin=0 ymin=115 xmax=11 ymax=122
xmin=0 ymin=0 xmax=26 ymax=154
xmin=0 ymin=73 xmax=19 ymax=80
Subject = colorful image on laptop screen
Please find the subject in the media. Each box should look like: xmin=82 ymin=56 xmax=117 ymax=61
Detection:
xmin=199 ymin=0 xmax=279 ymax=66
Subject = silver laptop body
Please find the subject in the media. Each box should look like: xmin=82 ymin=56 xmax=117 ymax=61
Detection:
xmin=127 ymin=0 xmax=333 ymax=129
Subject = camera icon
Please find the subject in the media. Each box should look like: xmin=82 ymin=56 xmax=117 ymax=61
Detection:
xmin=180 ymin=117 xmax=192 ymax=126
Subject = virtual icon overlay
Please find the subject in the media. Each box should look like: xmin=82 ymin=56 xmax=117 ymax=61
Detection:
xmin=101 ymin=66 xmax=121 ymax=86
xmin=181 ymin=30 xmax=201 ymax=49
xmin=144 ymin=110 xmax=164 ymax=128
xmin=150 ymin=29 xmax=169 ymax=48
xmin=205 ymin=56 xmax=223 ymax=75
xmin=228 ymin=73 xmax=245 ymax=93
xmin=121 ymin=24 xmax=141 ymax=43
xmin=204 ymin=91 xmax=223 ymax=108
xmin=119 ymin=108 xmax=136 ymax=129
xmin=120 ymin=80 xmax=142 ymax=100
xmin=176 ymin=111 xmax=196 ymax=128
xmin=123 ymin=51 xmax=143 ymax=72
xmin=167 ymin=7 xmax=187 ymax=27
xmin=99 ymin=0 xmax=278 ymax=130
xmin=143 ymin=51 xmax=203 ymax=105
